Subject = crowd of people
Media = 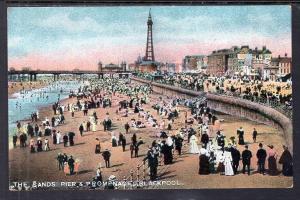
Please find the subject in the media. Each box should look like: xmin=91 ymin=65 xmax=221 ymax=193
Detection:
xmin=10 ymin=75 xmax=293 ymax=189
xmin=137 ymin=72 xmax=293 ymax=116
xmin=56 ymin=153 xmax=80 ymax=175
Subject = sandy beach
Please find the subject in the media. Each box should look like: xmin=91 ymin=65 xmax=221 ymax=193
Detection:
xmin=8 ymin=82 xmax=293 ymax=189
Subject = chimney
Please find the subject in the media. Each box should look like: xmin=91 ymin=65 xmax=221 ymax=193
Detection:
xmin=278 ymin=55 xmax=281 ymax=59
xmin=285 ymin=53 xmax=287 ymax=57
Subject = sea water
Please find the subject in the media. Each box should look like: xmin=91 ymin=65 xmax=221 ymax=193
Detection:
xmin=8 ymin=80 xmax=86 ymax=138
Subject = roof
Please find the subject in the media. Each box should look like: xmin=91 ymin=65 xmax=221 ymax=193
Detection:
xmin=252 ymin=48 xmax=272 ymax=55
xmin=271 ymin=58 xmax=280 ymax=62
xmin=184 ymin=55 xmax=205 ymax=59
xmin=279 ymin=57 xmax=292 ymax=63
xmin=264 ymin=66 xmax=279 ymax=69
xmin=139 ymin=61 xmax=160 ymax=66
xmin=237 ymin=47 xmax=252 ymax=54
xmin=209 ymin=49 xmax=233 ymax=56
xmin=104 ymin=63 xmax=122 ymax=68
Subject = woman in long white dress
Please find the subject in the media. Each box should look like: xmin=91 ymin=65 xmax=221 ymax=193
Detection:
xmin=166 ymin=136 xmax=173 ymax=147
xmin=56 ymin=131 xmax=61 ymax=144
xmin=92 ymin=121 xmax=97 ymax=132
xmin=224 ymin=151 xmax=234 ymax=176
xmin=189 ymin=135 xmax=199 ymax=154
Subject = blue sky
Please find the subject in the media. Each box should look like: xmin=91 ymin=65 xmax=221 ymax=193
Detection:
xmin=7 ymin=6 xmax=291 ymax=70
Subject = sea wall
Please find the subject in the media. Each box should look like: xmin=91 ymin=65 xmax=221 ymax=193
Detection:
xmin=131 ymin=77 xmax=293 ymax=152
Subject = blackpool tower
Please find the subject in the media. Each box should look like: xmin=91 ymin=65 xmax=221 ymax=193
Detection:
xmin=144 ymin=9 xmax=155 ymax=61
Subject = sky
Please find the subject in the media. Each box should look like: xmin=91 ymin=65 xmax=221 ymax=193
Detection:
xmin=8 ymin=6 xmax=291 ymax=70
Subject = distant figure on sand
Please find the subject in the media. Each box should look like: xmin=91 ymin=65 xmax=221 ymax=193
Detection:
xmin=102 ymin=149 xmax=111 ymax=168
xmin=189 ymin=135 xmax=199 ymax=154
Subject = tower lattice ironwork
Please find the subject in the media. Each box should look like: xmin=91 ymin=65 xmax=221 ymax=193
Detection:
xmin=144 ymin=9 xmax=155 ymax=61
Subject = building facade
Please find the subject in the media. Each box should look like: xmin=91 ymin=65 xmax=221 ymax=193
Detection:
xmin=182 ymin=55 xmax=206 ymax=72
xmin=101 ymin=63 xmax=124 ymax=72
xmin=207 ymin=45 xmax=273 ymax=77
xmin=207 ymin=49 xmax=232 ymax=76
xmin=278 ymin=53 xmax=292 ymax=78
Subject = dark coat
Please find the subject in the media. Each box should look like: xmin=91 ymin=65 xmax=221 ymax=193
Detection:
xmin=231 ymin=148 xmax=241 ymax=163
xmin=256 ymin=148 xmax=267 ymax=163
xmin=102 ymin=150 xmax=111 ymax=161
xmin=242 ymin=149 xmax=252 ymax=164
xmin=201 ymin=133 xmax=209 ymax=144
xmin=199 ymin=154 xmax=210 ymax=175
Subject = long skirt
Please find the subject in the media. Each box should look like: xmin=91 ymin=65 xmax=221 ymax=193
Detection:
xmin=95 ymin=144 xmax=101 ymax=154
xmin=209 ymin=162 xmax=216 ymax=174
xmin=112 ymin=139 xmax=117 ymax=147
xmin=30 ymin=145 xmax=35 ymax=153
xmin=199 ymin=156 xmax=210 ymax=175
xmin=64 ymin=163 xmax=70 ymax=175
xmin=74 ymin=163 xmax=79 ymax=174
xmin=268 ymin=156 xmax=278 ymax=176
xmin=282 ymin=163 xmax=293 ymax=176
xmin=217 ymin=163 xmax=225 ymax=174
xmin=238 ymin=137 xmax=244 ymax=145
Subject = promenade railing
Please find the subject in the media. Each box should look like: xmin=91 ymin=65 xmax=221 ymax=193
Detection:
xmin=211 ymin=90 xmax=293 ymax=119
xmin=133 ymin=75 xmax=293 ymax=119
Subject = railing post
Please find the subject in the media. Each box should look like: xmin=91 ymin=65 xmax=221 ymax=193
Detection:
xmin=123 ymin=176 xmax=127 ymax=190
xmin=143 ymin=161 xmax=146 ymax=182
xmin=137 ymin=164 xmax=140 ymax=188
xmin=130 ymin=169 xmax=133 ymax=189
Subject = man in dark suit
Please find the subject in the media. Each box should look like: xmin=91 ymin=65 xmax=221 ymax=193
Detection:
xmin=68 ymin=132 xmax=75 ymax=146
xmin=174 ymin=135 xmax=184 ymax=155
xmin=231 ymin=145 xmax=241 ymax=174
xmin=68 ymin=156 xmax=75 ymax=175
xmin=121 ymin=136 xmax=126 ymax=152
xmin=57 ymin=153 xmax=64 ymax=170
xmin=124 ymin=122 xmax=130 ymax=134
xmin=102 ymin=149 xmax=111 ymax=168
xmin=252 ymin=128 xmax=258 ymax=143
xmin=242 ymin=145 xmax=252 ymax=175
xmin=256 ymin=143 xmax=267 ymax=174
xmin=79 ymin=124 xmax=84 ymax=136
xmin=63 ymin=133 xmax=68 ymax=147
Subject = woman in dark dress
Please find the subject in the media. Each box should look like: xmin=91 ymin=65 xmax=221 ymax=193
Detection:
xmin=131 ymin=133 xmax=137 ymax=146
xmin=95 ymin=138 xmax=101 ymax=154
xmin=161 ymin=142 xmax=173 ymax=165
xmin=279 ymin=145 xmax=293 ymax=176
xmin=52 ymin=130 xmax=57 ymax=145
xmin=237 ymin=127 xmax=245 ymax=145
xmin=36 ymin=138 xmax=43 ymax=152
xmin=199 ymin=154 xmax=210 ymax=175
xmin=112 ymin=136 xmax=117 ymax=147
xmin=217 ymin=152 xmax=225 ymax=175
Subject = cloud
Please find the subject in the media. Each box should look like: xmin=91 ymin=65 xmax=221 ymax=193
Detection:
xmin=37 ymin=13 xmax=102 ymax=33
